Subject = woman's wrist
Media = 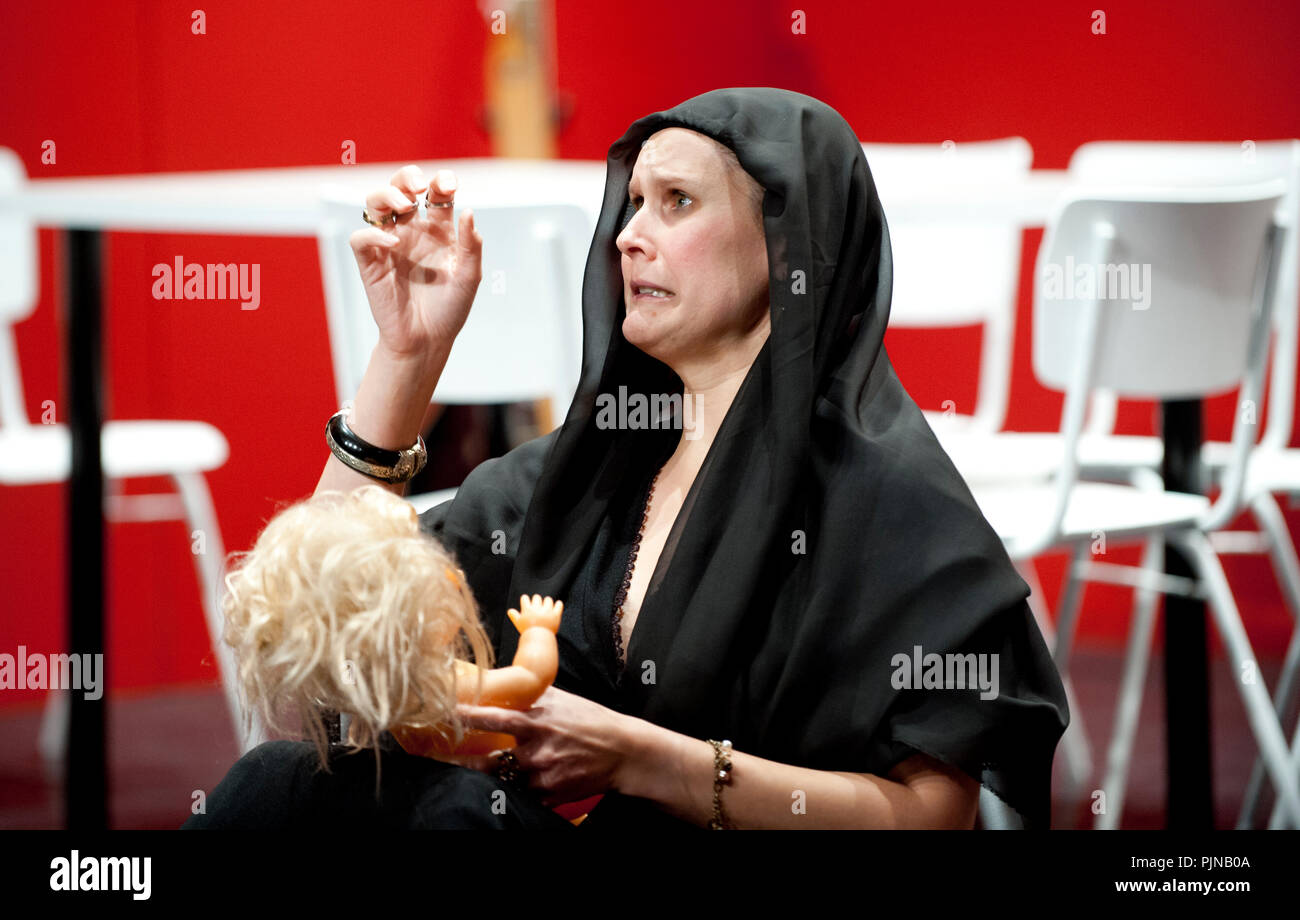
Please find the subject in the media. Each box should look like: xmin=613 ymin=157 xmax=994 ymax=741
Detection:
xmin=613 ymin=715 xmax=709 ymax=810
xmin=347 ymin=342 xmax=450 ymax=451
xmin=611 ymin=714 xmax=663 ymax=798
xmin=373 ymin=336 xmax=452 ymax=377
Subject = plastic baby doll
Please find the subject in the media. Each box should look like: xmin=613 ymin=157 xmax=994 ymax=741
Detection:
xmin=219 ymin=485 xmax=563 ymax=769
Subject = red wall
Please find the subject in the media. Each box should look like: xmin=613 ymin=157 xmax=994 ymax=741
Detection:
xmin=2 ymin=0 xmax=1299 ymax=703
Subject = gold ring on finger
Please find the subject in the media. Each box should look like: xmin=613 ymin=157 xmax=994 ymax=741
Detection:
xmin=361 ymin=208 xmax=396 ymax=228
xmin=391 ymin=202 xmax=421 ymax=224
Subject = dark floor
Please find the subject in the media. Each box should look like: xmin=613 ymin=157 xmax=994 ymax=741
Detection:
xmin=0 ymin=645 xmax=1292 ymax=829
xmin=1047 ymin=647 xmax=1291 ymax=829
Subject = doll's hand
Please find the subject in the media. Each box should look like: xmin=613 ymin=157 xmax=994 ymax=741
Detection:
xmin=455 ymin=685 xmax=633 ymax=807
xmin=507 ymin=594 xmax=563 ymax=635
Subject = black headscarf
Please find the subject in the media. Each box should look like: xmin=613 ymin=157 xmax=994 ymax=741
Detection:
xmin=421 ymin=87 xmax=1069 ymax=827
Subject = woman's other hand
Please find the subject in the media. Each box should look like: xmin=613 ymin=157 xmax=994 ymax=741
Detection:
xmin=454 ymin=685 xmax=634 ymax=807
xmin=350 ymin=165 xmax=484 ymax=361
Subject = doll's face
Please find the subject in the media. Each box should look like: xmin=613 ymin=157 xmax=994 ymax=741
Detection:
xmin=617 ymin=128 xmax=770 ymax=374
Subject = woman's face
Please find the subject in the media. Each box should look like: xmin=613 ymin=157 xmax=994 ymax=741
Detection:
xmin=616 ymin=127 xmax=770 ymax=373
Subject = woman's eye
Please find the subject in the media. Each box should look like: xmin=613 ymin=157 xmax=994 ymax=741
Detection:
xmin=626 ymin=192 xmax=691 ymax=211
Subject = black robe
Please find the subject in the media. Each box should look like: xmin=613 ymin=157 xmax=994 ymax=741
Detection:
xmin=420 ymin=87 xmax=1069 ymax=829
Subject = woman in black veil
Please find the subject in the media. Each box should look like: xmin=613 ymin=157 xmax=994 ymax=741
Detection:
xmin=187 ymin=87 xmax=1068 ymax=830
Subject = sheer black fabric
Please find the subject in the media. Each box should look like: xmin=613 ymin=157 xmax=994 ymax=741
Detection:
xmin=553 ymin=429 xmax=675 ymax=706
xmin=424 ymin=86 xmax=1070 ymax=828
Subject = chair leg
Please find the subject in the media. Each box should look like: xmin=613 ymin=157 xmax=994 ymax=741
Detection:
xmin=978 ymin=785 xmax=1024 ymax=829
xmin=1017 ymin=559 xmax=1093 ymax=801
xmin=1252 ymin=492 xmax=1300 ymax=622
xmin=1095 ymin=536 xmax=1162 ymax=829
xmin=1053 ymin=542 xmax=1090 ymax=670
xmin=37 ymin=687 xmax=69 ymax=777
xmin=1175 ymin=529 xmax=1300 ymax=827
xmin=1237 ymin=491 xmax=1300 ymax=827
xmin=1267 ymin=712 xmax=1300 ymax=828
xmin=172 ymin=472 xmax=264 ymax=753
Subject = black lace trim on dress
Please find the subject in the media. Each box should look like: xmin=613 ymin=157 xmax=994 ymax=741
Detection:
xmin=611 ymin=467 xmax=662 ymax=683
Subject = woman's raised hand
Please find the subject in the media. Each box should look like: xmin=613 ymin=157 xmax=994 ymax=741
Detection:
xmin=350 ymin=165 xmax=484 ymax=361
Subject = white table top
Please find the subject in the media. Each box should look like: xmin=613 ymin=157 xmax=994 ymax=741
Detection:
xmin=1 ymin=157 xmax=1073 ymax=235
xmin=2 ymin=158 xmax=612 ymax=234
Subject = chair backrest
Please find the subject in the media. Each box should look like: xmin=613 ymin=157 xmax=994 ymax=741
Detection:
xmin=1031 ymin=182 xmax=1286 ymax=546
xmin=316 ymin=192 xmax=589 ymax=419
xmin=0 ymin=147 xmax=38 ymax=430
xmin=1065 ymin=140 xmax=1300 ymax=446
xmin=863 ymin=138 xmax=1032 ymax=432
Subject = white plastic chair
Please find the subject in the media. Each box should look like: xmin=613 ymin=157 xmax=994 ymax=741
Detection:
xmin=937 ymin=140 xmax=1300 ymax=483
xmin=865 ymin=138 xmax=1031 ymax=436
xmin=966 ymin=180 xmax=1299 ymax=827
xmin=935 ymin=141 xmax=1300 ymax=825
xmin=316 ymin=190 xmax=588 ymax=512
xmin=0 ymin=148 xmax=254 ymax=759
xmin=1059 ymin=141 xmax=1300 ymax=830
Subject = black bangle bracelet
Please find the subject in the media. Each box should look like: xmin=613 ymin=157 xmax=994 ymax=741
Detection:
xmin=325 ymin=410 xmax=427 ymax=484
xmin=327 ymin=411 xmax=406 ymax=467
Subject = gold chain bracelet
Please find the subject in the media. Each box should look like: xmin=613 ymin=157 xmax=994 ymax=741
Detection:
xmin=708 ymin=739 xmax=733 ymax=830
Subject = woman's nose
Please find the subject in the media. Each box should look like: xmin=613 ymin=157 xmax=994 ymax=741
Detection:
xmin=616 ymin=207 xmax=654 ymax=259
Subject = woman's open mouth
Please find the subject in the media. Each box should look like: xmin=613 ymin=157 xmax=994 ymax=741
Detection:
xmin=631 ymin=284 xmax=676 ymax=301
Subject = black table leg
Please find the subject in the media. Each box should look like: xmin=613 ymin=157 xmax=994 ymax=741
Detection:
xmin=65 ymin=228 xmax=107 ymax=829
xmin=1161 ymin=398 xmax=1213 ymax=828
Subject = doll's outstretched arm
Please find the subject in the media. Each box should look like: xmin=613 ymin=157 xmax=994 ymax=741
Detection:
xmin=452 ymin=594 xmax=562 ymax=709
xmin=393 ymin=594 xmax=563 ymax=758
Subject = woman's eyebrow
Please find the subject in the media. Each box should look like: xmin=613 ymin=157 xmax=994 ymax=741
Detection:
xmin=628 ymin=171 xmax=699 ymax=196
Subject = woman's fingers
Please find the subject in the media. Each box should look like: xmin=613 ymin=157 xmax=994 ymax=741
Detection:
xmin=457 ymin=208 xmax=481 ymax=258
xmin=457 ymin=703 xmax=533 ymax=739
xmin=425 ymin=168 xmax=457 ymax=206
xmin=348 ymin=226 xmax=401 ymax=261
xmin=421 ymin=169 xmax=459 ymax=236
xmin=363 ymin=169 xmax=459 ymax=242
xmin=364 ymin=184 xmax=421 ymax=223
xmin=392 ymin=164 xmax=427 ymax=199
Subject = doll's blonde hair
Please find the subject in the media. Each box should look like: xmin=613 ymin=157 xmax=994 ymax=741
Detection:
xmin=220 ymin=486 xmax=494 ymax=772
